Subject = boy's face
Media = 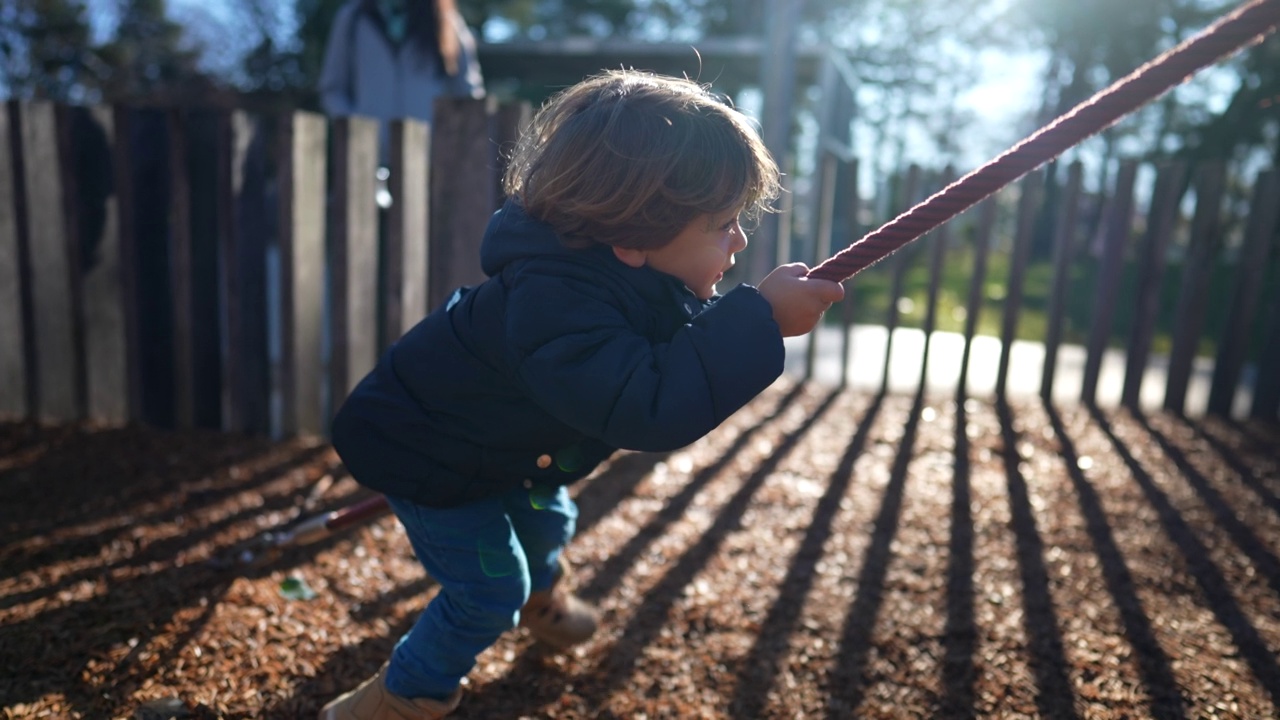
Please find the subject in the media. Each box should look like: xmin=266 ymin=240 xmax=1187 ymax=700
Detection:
xmin=618 ymin=210 xmax=747 ymax=300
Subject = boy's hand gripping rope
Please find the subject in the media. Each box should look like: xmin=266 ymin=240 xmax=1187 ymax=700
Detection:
xmin=806 ymin=0 xmax=1280 ymax=284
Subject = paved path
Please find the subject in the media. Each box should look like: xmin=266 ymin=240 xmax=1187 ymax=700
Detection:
xmin=783 ymin=324 xmax=1249 ymax=417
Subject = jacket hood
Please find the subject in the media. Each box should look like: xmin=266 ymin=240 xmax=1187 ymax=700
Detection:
xmin=478 ymin=198 xmax=715 ymax=316
xmin=480 ymin=199 xmax=589 ymax=276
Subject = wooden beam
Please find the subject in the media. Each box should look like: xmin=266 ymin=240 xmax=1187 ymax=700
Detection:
xmin=0 ymin=103 xmax=26 ymax=419
xmin=1208 ymin=170 xmax=1278 ymax=416
xmin=997 ymin=170 xmax=1044 ymax=400
xmin=18 ymin=101 xmax=82 ymax=422
xmin=1165 ymin=161 xmax=1225 ymax=415
xmin=1082 ymin=159 xmax=1138 ymax=407
xmin=1041 ymin=161 xmax=1084 ymax=403
xmin=330 ymin=116 xmax=380 ymax=416
xmin=384 ymin=118 xmax=430 ymax=347
xmin=278 ymin=111 xmax=328 ymax=436
xmin=1121 ymin=161 xmax=1186 ymax=410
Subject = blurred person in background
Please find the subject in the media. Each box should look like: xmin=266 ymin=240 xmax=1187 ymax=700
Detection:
xmin=319 ymin=0 xmax=485 ymax=204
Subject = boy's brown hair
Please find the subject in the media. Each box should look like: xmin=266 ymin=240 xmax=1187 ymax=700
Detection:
xmin=503 ymin=69 xmax=781 ymax=250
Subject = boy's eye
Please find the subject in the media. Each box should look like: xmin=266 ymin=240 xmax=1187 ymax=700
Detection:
xmin=720 ymin=217 xmax=739 ymax=231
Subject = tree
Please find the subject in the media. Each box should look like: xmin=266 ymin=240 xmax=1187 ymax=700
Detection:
xmin=96 ymin=0 xmax=218 ymax=104
xmin=0 ymin=0 xmax=100 ymax=101
xmin=1181 ymin=35 xmax=1280 ymax=166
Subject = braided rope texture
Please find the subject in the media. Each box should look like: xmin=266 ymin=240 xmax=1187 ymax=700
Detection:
xmin=807 ymin=0 xmax=1280 ymax=283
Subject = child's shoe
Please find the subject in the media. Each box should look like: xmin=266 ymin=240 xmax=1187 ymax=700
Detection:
xmin=519 ymin=557 xmax=599 ymax=649
xmin=319 ymin=663 xmax=460 ymax=720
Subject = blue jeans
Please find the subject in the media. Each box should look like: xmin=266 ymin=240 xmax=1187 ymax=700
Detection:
xmin=381 ymin=483 xmax=578 ymax=700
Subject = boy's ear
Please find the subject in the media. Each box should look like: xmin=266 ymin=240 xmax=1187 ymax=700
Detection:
xmin=612 ymin=246 xmax=647 ymax=268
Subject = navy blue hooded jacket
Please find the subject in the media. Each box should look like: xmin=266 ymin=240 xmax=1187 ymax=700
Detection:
xmin=331 ymin=200 xmax=785 ymax=508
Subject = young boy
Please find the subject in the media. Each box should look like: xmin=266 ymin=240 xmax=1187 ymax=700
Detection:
xmin=321 ymin=69 xmax=845 ymax=719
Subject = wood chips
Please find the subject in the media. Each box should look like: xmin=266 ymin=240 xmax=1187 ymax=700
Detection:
xmin=3 ymin=378 xmax=1279 ymax=718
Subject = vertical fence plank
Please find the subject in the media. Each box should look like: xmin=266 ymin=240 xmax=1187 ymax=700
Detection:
xmin=1041 ymin=160 xmax=1084 ymax=403
xmin=217 ymin=110 xmax=244 ymax=432
xmin=428 ymin=98 xmax=500 ymax=311
xmin=330 ymin=116 xmax=380 ymax=417
xmin=0 ymin=103 xmax=26 ymax=418
xmin=1122 ymin=161 xmax=1186 ymax=410
xmin=167 ymin=109 xmax=195 ymax=428
xmin=111 ymin=106 xmax=143 ymax=422
xmin=128 ymin=108 xmax=176 ymax=427
xmin=18 ymin=101 xmax=82 ymax=422
xmin=54 ymin=107 xmax=90 ymax=421
xmin=221 ymin=114 xmax=272 ymax=434
xmin=1081 ymin=159 xmax=1138 ymax=406
xmin=278 ymin=111 xmax=328 ymax=436
xmin=385 ymin=118 xmax=430 ymax=347
xmin=184 ymin=110 xmax=225 ymax=429
xmin=1251 ymin=296 xmax=1280 ymax=420
xmin=1165 ymin=161 xmax=1225 ymax=415
xmin=958 ymin=197 xmax=997 ymax=397
xmin=838 ymin=158 xmax=860 ymax=389
xmin=74 ymin=106 xmax=132 ymax=425
xmin=805 ymin=150 xmax=838 ymax=380
xmin=920 ymin=166 xmax=955 ymax=381
xmin=996 ymin=170 xmax=1043 ymax=399
xmin=880 ymin=164 xmax=922 ymax=391
xmin=1208 ymin=170 xmax=1278 ymax=416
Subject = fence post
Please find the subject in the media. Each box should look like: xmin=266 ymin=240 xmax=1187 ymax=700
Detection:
xmin=1122 ymin=160 xmax=1186 ymax=410
xmin=1208 ymin=170 xmax=1278 ymax=416
xmin=385 ymin=118 xmax=430 ymax=346
xmin=1165 ymin=160 xmax=1225 ymax=415
xmin=278 ymin=111 xmax=328 ymax=436
xmin=16 ymin=101 xmax=83 ymax=422
xmin=805 ymin=150 xmax=838 ymax=381
xmin=71 ymin=105 xmax=134 ymax=426
xmin=958 ymin=197 xmax=997 ymax=398
xmin=919 ymin=165 xmax=955 ymax=387
xmin=218 ymin=112 xmax=272 ymax=435
xmin=838 ymin=158 xmax=861 ymax=389
xmin=1081 ymin=159 xmax=1138 ymax=407
xmin=167 ymin=108 xmax=196 ymax=428
xmin=0 ymin=103 xmax=26 ymax=419
xmin=330 ymin=116 xmax=380 ymax=416
xmin=1252 ymin=297 xmax=1280 ymax=420
xmin=428 ymin=97 xmax=501 ymax=311
xmin=183 ymin=109 xmax=227 ymax=430
xmin=1041 ymin=161 xmax=1084 ymax=403
xmin=879 ymin=164 xmax=922 ymax=392
xmin=996 ymin=170 xmax=1043 ymax=400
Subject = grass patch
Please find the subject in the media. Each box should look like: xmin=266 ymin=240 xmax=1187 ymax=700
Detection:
xmin=835 ymin=243 xmax=1274 ymax=359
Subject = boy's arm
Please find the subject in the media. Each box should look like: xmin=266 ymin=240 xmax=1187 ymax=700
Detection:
xmin=509 ymin=278 xmax=784 ymax=452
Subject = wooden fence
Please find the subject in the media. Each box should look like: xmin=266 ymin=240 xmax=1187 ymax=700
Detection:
xmin=1 ymin=98 xmax=527 ymax=435
xmin=794 ymin=153 xmax=1280 ymax=421
xmin=2 ymin=98 xmax=1278 ymax=439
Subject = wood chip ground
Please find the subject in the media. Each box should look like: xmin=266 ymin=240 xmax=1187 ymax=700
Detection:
xmin=3 ymin=379 xmax=1279 ymax=718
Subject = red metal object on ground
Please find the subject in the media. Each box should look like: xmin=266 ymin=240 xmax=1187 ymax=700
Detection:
xmin=231 ymin=494 xmax=391 ymax=567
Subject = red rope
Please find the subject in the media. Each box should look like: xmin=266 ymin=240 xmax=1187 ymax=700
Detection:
xmin=807 ymin=0 xmax=1280 ymax=283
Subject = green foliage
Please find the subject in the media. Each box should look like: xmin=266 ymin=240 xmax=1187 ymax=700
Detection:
xmin=838 ymin=241 xmax=1273 ymax=360
xmin=0 ymin=0 xmax=98 ymax=101
xmin=0 ymin=0 xmax=218 ymax=103
xmin=96 ymin=0 xmax=212 ymax=102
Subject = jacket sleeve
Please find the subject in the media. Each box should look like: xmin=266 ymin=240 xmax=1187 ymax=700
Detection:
xmin=318 ymin=3 xmax=358 ymax=116
xmin=507 ymin=272 xmax=784 ymax=452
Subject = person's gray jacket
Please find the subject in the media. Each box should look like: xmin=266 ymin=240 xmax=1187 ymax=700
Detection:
xmin=318 ymin=1 xmax=484 ymax=151
xmin=331 ymin=201 xmax=785 ymax=508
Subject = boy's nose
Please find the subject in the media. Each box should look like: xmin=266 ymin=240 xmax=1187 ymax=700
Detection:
xmin=731 ymin=223 xmax=748 ymax=252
